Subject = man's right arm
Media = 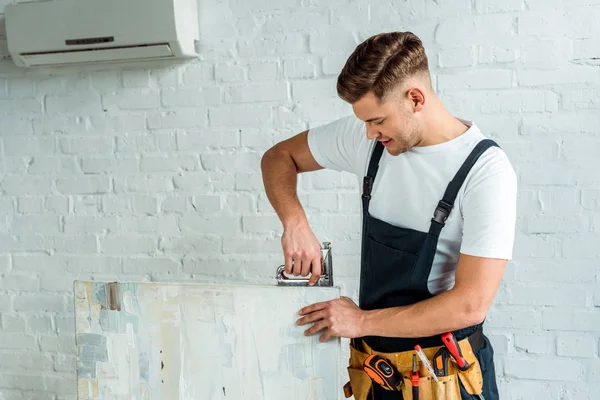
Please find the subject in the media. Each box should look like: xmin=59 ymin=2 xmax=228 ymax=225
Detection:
xmin=261 ymin=130 xmax=324 ymax=285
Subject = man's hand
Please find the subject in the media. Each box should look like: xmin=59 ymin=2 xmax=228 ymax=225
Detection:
xmin=297 ymin=296 xmax=366 ymax=342
xmin=281 ymin=219 xmax=323 ymax=285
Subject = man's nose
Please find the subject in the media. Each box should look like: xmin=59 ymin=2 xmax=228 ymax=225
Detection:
xmin=366 ymin=125 xmax=379 ymax=140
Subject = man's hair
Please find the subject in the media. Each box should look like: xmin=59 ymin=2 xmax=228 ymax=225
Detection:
xmin=336 ymin=31 xmax=431 ymax=104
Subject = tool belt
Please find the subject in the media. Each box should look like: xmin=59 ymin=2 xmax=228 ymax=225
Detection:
xmin=343 ymin=329 xmax=484 ymax=400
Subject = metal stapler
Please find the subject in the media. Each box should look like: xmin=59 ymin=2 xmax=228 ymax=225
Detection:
xmin=275 ymin=242 xmax=333 ymax=287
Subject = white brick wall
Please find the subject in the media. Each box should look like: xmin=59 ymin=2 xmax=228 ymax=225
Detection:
xmin=0 ymin=0 xmax=598 ymax=398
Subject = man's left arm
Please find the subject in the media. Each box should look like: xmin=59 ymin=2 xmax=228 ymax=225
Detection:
xmin=297 ymin=253 xmax=507 ymax=341
xmin=361 ymin=149 xmax=519 ymax=339
xmin=361 ymin=253 xmax=507 ymax=338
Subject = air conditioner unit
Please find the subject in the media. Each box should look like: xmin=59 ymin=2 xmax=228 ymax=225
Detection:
xmin=4 ymin=0 xmax=200 ymax=68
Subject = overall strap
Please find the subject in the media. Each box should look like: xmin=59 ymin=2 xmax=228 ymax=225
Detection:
xmin=361 ymin=141 xmax=385 ymax=213
xmin=429 ymin=139 xmax=499 ymax=236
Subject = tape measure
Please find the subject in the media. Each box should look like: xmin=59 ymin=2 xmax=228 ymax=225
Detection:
xmin=363 ymin=354 xmax=403 ymax=391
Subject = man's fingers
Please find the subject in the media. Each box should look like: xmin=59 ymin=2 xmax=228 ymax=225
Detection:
xmin=293 ymin=259 xmax=303 ymax=276
xmin=300 ymin=257 xmax=311 ymax=277
xmin=308 ymin=256 xmax=322 ymax=286
xmin=320 ymin=329 xmax=333 ymax=342
xmin=296 ymin=310 xmax=325 ymax=326
xmin=298 ymin=301 xmax=328 ymax=315
xmin=305 ymin=320 xmax=328 ymax=336
xmin=284 ymin=254 xmax=293 ymax=274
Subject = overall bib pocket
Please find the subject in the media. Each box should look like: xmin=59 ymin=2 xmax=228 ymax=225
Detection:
xmin=363 ymin=236 xmax=418 ymax=307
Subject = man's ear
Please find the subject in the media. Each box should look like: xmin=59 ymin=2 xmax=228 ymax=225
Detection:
xmin=407 ymin=87 xmax=425 ymax=112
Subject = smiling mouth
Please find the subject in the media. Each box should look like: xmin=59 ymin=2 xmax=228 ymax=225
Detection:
xmin=380 ymin=139 xmax=392 ymax=146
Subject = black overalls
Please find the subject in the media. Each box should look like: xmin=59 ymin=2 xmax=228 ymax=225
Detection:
xmin=356 ymin=138 xmax=501 ymax=400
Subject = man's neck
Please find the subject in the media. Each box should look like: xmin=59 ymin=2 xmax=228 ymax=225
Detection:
xmin=418 ymin=105 xmax=470 ymax=147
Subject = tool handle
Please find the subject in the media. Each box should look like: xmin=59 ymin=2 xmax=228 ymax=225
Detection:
xmin=409 ymin=352 xmax=420 ymax=399
xmin=410 ymin=371 xmax=419 ymax=386
xmin=441 ymin=332 xmax=469 ymax=371
xmin=433 ymin=348 xmax=448 ymax=377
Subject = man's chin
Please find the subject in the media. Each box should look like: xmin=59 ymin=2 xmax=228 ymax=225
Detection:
xmin=387 ymin=145 xmax=407 ymax=156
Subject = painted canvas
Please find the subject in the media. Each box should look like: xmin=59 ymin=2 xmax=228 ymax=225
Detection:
xmin=74 ymin=281 xmax=342 ymax=400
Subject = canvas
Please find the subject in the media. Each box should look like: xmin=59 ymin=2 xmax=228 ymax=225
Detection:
xmin=74 ymin=280 xmax=342 ymax=400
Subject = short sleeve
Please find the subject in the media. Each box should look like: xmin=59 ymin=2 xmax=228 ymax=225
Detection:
xmin=307 ymin=115 xmax=367 ymax=175
xmin=459 ymin=149 xmax=518 ymax=260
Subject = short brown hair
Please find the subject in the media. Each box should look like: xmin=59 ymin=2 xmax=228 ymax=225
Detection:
xmin=336 ymin=31 xmax=431 ymax=104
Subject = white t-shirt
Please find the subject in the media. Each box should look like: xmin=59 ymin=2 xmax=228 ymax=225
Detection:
xmin=307 ymin=115 xmax=517 ymax=294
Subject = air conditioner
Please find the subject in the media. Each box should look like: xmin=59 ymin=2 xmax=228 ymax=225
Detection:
xmin=4 ymin=0 xmax=200 ymax=68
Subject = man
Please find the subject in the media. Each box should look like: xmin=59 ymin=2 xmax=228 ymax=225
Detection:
xmin=261 ymin=31 xmax=516 ymax=400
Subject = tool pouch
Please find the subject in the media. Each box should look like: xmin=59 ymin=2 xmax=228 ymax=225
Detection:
xmin=344 ymin=338 xmax=483 ymax=400
xmin=344 ymin=367 xmax=373 ymax=399
xmin=343 ymin=342 xmax=374 ymax=399
xmin=455 ymin=338 xmax=484 ymax=396
xmin=400 ymin=374 xmax=461 ymax=400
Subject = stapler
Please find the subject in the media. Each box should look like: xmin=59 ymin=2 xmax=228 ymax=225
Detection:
xmin=275 ymin=242 xmax=333 ymax=287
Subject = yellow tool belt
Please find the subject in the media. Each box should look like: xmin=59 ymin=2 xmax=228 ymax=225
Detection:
xmin=344 ymin=338 xmax=483 ymax=400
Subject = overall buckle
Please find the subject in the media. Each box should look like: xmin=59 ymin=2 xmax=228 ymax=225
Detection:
xmin=432 ymin=200 xmax=452 ymax=226
xmin=362 ymin=176 xmax=374 ymax=199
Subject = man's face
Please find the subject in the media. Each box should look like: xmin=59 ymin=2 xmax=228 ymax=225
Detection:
xmin=352 ymin=90 xmax=423 ymax=156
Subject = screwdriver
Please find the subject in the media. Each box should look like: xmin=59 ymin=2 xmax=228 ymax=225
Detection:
xmin=409 ymin=354 xmax=419 ymax=400
xmin=441 ymin=332 xmax=486 ymax=400
xmin=363 ymin=354 xmax=403 ymax=391
xmin=414 ymin=345 xmax=439 ymax=382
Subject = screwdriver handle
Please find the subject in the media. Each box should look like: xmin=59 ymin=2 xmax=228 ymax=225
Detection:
xmin=412 ymin=385 xmax=419 ymax=400
xmin=410 ymin=353 xmax=420 ymax=400
xmin=441 ymin=332 xmax=470 ymax=371
xmin=410 ymin=370 xmax=420 ymax=387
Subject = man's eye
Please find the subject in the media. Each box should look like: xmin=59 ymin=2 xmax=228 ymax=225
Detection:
xmin=376 ymin=120 xmax=384 ymax=125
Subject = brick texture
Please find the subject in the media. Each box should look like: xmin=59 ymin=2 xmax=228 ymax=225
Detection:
xmin=0 ymin=0 xmax=598 ymax=398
